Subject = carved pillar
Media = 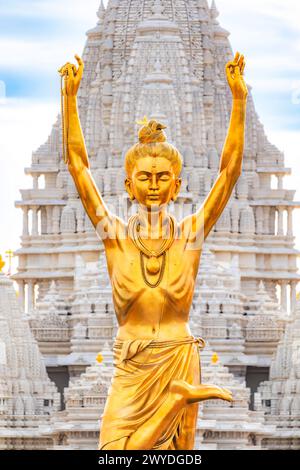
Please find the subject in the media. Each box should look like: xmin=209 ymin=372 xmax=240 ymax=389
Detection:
xmin=269 ymin=207 xmax=276 ymax=235
xmin=31 ymin=206 xmax=39 ymax=236
xmin=53 ymin=206 xmax=60 ymax=234
xmin=287 ymin=207 xmax=293 ymax=237
xmin=18 ymin=281 xmax=25 ymax=311
xmin=255 ymin=207 xmax=263 ymax=234
xmin=277 ymin=207 xmax=284 ymax=236
xmin=280 ymin=280 xmax=287 ymax=312
xmin=277 ymin=175 xmax=283 ymax=190
xmin=263 ymin=207 xmax=270 ymax=234
xmin=22 ymin=207 xmax=29 ymax=236
xmin=32 ymin=175 xmax=39 ymax=190
xmin=41 ymin=207 xmax=47 ymax=234
xmin=46 ymin=206 xmax=53 ymax=234
xmin=290 ymin=281 xmax=297 ymax=314
xmin=27 ymin=280 xmax=35 ymax=312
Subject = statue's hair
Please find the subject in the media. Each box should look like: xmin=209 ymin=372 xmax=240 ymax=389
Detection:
xmin=124 ymin=119 xmax=183 ymax=178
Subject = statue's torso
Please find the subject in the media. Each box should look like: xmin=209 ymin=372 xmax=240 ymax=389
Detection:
xmin=101 ymin=216 xmax=202 ymax=341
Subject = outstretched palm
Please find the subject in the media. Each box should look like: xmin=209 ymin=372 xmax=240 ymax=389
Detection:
xmin=225 ymin=52 xmax=248 ymax=100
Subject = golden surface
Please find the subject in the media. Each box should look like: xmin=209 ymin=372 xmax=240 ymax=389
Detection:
xmin=0 ymin=255 xmax=5 ymax=272
xmin=59 ymin=51 xmax=248 ymax=450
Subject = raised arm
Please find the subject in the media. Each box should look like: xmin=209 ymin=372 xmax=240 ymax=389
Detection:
xmin=58 ymin=55 xmax=124 ymax=245
xmin=180 ymin=52 xmax=248 ymax=250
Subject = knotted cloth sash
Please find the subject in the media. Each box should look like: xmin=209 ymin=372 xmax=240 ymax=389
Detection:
xmin=98 ymin=335 xmax=206 ymax=450
xmin=113 ymin=335 xmax=206 ymax=366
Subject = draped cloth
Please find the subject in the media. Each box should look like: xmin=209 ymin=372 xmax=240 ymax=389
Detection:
xmin=98 ymin=335 xmax=206 ymax=450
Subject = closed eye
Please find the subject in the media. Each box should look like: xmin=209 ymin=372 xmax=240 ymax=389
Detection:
xmin=136 ymin=172 xmax=172 ymax=181
xmin=137 ymin=176 xmax=149 ymax=181
xmin=160 ymin=175 xmax=171 ymax=181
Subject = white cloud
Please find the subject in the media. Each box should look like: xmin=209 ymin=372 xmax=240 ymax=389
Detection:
xmin=0 ymin=1 xmax=102 ymax=73
xmin=216 ymin=0 xmax=300 ymax=77
xmin=251 ymin=0 xmax=300 ymax=31
xmin=0 ymin=38 xmax=86 ymax=72
xmin=216 ymin=0 xmax=300 ymax=33
xmin=247 ymin=78 xmax=296 ymax=94
xmin=0 ymin=0 xmax=100 ymax=22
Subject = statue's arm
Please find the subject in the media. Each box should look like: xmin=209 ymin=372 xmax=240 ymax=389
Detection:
xmin=59 ymin=56 xmax=124 ymax=244
xmin=179 ymin=52 xmax=248 ymax=249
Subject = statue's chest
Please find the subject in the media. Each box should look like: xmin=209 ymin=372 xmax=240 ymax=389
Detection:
xmin=105 ymin=237 xmax=200 ymax=298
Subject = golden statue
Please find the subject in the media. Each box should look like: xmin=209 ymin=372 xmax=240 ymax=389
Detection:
xmin=58 ymin=51 xmax=248 ymax=450
xmin=0 ymin=255 xmax=5 ymax=273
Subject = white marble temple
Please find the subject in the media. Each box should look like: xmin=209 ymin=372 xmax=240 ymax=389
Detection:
xmin=9 ymin=0 xmax=300 ymax=449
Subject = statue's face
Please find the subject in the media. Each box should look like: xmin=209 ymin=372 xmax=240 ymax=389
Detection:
xmin=125 ymin=156 xmax=181 ymax=210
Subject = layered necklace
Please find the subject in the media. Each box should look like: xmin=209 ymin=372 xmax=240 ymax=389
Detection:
xmin=128 ymin=213 xmax=177 ymax=288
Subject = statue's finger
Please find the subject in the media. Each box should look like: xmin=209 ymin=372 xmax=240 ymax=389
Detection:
xmin=59 ymin=67 xmax=69 ymax=77
xmin=233 ymin=51 xmax=240 ymax=64
xmin=75 ymin=54 xmax=82 ymax=64
xmin=75 ymin=67 xmax=83 ymax=83
xmin=238 ymin=54 xmax=244 ymax=68
xmin=225 ymin=65 xmax=234 ymax=81
xmin=226 ymin=60 xmax=235 ymax=68
xmin=241 ymin=61 xmax=246 ymax=75
xmin=234 ymin=64 xmax=241 ymax=76
xmin=65 ymin=64 xmax=75 ymax=79
xmin=75 ymin=54 xmax=84 ymax=70
xmin=58 ymin=63 xmax=70 ymax=74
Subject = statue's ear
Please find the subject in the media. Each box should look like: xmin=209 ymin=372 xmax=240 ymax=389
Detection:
xmin=172 ymin=178 xmax=181 ymax=201
xmin=125 ymin=178 xmax=135 ymax=201
xmin=176 ymin=177 xmax=182 ymax=192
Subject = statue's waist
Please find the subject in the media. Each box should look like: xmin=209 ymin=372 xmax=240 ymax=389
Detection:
xmin=113 ymin=335 xmax=206 ymax=350
xmin=112 ymin=335 xmax=205 ymax=365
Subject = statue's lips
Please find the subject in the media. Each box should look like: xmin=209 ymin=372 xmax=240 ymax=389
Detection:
xmin=147 ymin=195 xmax=160 ymax=200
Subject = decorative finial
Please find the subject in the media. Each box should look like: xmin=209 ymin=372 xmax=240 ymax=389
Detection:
xmin=136 ymin=115 xmax=149 ymax=126
xmin=96 ymin=352 xmax=104 ymax=364
xmin=0 ymin=255 xmax=5 ymax=272
xmin=96 ymin=0 xmax=106 ymax=27
xmin=5 ymin=249 xmax=14 ymax=276
xmin=210 ymin=0 xmax=219 ymax=19
xmin=211 ymin=352 xmax=219 ymax=364
xmin=97 ymin=0 xmax=105 ymax=17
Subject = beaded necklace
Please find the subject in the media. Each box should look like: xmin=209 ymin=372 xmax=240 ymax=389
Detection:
xmin=128 ymin=213 xmax=177 ymax=288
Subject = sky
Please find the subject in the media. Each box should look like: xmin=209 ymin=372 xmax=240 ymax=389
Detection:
xmin=0 ymin=0 xmax=299 ymax=275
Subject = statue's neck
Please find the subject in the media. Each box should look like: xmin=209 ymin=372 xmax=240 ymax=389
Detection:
xmin=137 ymin=208 xmax=170 ymax=239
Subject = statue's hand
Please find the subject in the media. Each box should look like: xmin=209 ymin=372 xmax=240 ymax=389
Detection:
xmin=225 ymin=52 xmax=248 ymax=100
xmin=58 ymin=55 xmax=84 ymax=97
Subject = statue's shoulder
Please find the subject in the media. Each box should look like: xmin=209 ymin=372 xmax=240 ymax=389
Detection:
xmin=95 ymin=212 xmax=127 ymax=247
xmin=177 ymin=212 xmax=203 ymax=251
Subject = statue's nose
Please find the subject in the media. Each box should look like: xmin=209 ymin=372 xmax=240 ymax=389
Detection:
xmin=149 ymin=175 xmax=158 ymax=190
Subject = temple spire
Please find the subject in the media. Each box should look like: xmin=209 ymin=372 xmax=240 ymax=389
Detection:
xmin=97 ymin=0 xmax=105 ymax=18
xmin=210 ymin=0 xmax=219 ymax=19
xmin=96 ymin=0 xmax=106 ymax=26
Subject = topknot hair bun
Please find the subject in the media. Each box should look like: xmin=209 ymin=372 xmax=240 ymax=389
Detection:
xmin=137 ymin=117 xmax=167 ymax=144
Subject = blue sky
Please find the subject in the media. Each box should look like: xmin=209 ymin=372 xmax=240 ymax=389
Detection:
xmin=0 ymin=0 xmax=299 ymax=273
